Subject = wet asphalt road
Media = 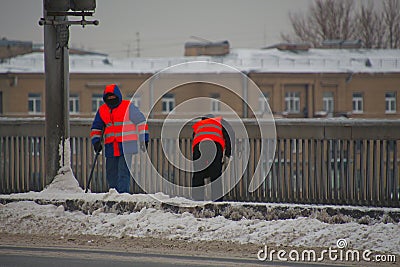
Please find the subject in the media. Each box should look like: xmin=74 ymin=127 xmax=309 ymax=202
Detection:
xmin=0 ymin=246 xmax=351 ymax=267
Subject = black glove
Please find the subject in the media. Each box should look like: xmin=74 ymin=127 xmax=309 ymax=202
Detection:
xmin=140 ymin=142 xmax=148 ymax=152
xmin=93 ymin=141 xmax=102 ymax=153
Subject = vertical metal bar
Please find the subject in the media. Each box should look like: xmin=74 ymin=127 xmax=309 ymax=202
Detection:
xmin=85 ymin=138 xmax=90 ymax=191
xmin=31 ymin=137 xmax=36 ymax=191
xmin=75 ymin=138 xmax=79 ymax=188
xmin=1 ymin=137 xmax=5 ymax=193
xmin=283 ymin=139 xmax=288 ymax=201
xmin=302 ymin=139 xmax=306 ymax=203
xmin=16 ymin=137 xmax=20 ymax=192
xmin=102 ymin=148 xmax=107 ymax=191
xmin=188 ymin=138 xmax=193 ymax=197
xmin=386 ymin=140 xmax=391 ymax=206
xmin=393 ymin=140 xmax=399 ymax=203
xmin=276 ymin=139 xmax=282 ymax=202
xmin=253 ymin=138 xmax=260 ymax=201
xmin=22 ymin=137 xmax=28 ymax=192
xmin=366 ymin=140 xmax=371 ymax=205
xmin=136 ymin=143 xmax=142 ymax=193
xmin=360 ymin=140 xmax=365 ymax=204
xmin=23 ymin=136 xmax=27 ymax=192
xmin=40 ymin=137 xmax=46 ymax=190
xmin=94 ymin=151 xmax=99 ymax=192
xmin=16 ymin=136 xmax=21 ymax=192
xmin=372 ymin=140 xmax=378 ymax=204
xmin=246 ymin=138 xmax=253 ymax=201
xmin=35 ymin=137 xmax=40 ymax=190
xmin=182 ymin=139 xmax=187 ymax=195
xmin=352 ymin=140 xmax=357 ymax=204
xmin=10 ymin=137 xmax=15 ymax=192
xmin=88 ymin=144 xmax=93 ymax=192
xmin=26 ymin=137 xmax=31 ymax=191
xmin=0 ymin=137 xmax=3 ymax=193
xmin=262 ymin=139 xmax=268 ymax=201
xmin=12 ymin=136 xmax=16 ymax=192
xmin=19 ymin=136 xmax=23 ymax=192
xmin=327 ymin=140 xmax=332 ymax=202
xmin=393 ymin=140 xmax=399 ymax=205
xmin=320 ymin=140 xmax=326 ymax=203
xmin=379 ymin=140 xmax=384 ymax=203
xmin=345 ymin=140 xmax=351 ymax=204
xmin=5 ymin=137 xmax=10 ymax=193
xmin=333 ymin=139 xmax=339 ymax=202
xmin=314 ymin=139 xmax=319 ymax=202
xmin=308 ymin=139 xmax=313 ymax=202
xmin=339 ymin=140 xmax=345 ymax=203
xmin=30 ymin=137 xmax=34 ymax=191
xmin=243 ymin=138 xmax=249 ymax=201
xmin=254 ymin=138 xmax=260 ymax=201
xmin=157 ymin=138 xmax=163 ymax=194
xmin=289 ymin=139 xmax=293 ymax=202
xmin=81 ymin=138 xmax=86 ymax=190
xmin=295 ymin=139 xmax=300 ymax=202
xmin=270 ymin=140 xmax=277 ymax=202
xmin=74 ymin=138 xmax=78 ymax=184
xmin=79 ymin=138 xmax=84 ymax=188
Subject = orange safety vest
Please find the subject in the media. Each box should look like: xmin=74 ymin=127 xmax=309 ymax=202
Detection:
xmin=192 ymin=117 xmax=225 ymax=150
xmin=98 ymin=100 xmax=138 ymax=144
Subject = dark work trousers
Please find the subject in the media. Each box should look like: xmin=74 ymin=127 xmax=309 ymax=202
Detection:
xmin=192 ymin=141 xmax=224 ymax=201
xmin=106 ymin=154 xmax=132 ymax=193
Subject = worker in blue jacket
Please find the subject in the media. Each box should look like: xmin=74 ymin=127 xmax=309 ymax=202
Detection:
xmin=90 ymin=84 xmax=149 ymax=193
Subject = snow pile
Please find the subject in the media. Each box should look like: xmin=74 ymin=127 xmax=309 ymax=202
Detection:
xmin=41 ymin=138 xmax=83 ymax=194
xmin=41 ymin=166 xmax=84 ymax=194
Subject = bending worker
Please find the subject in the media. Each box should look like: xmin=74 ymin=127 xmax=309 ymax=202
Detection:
xmin=191 ymin=114 xmax=234 ymax=201
xmin=90 ymin=84 xmax=149 ymax=193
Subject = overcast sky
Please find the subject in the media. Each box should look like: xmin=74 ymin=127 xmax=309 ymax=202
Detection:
xmin=0 ymin=0 xmax=369 ymax=58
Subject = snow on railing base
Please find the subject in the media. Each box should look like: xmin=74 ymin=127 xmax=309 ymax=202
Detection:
xmin=0 ymin=196 xmax=399 ymax=225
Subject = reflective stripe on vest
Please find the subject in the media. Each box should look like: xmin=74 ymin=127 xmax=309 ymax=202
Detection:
xmin=192 ymin=117 xmax=225 ymax=150
xmin=99 ymin=100 xmax=139 ymax=144
xmin=90 ymin=129 xmax=103 ymax=140
xmin=137 ymin=121 xmax=149 ymax=135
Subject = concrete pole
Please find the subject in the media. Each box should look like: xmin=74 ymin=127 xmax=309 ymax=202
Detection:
xmin=43 ymin=1 xmax=70 ymax=185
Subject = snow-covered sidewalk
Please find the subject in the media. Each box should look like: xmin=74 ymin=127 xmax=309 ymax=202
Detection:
xmin=1 ymin=166 xmax=399 ymax=257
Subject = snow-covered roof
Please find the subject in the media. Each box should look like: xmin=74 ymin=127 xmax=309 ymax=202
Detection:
xmin=1 ymin=48 xmax=400 ymax=74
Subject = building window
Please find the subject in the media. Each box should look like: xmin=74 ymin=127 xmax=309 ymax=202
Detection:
xmin=210 ymin=93 xmax=220 ymax=112
xmin=323 ymin=92 xmax=334 ymax=116
xmin=92 ymin=94 xmax=103 ymax=113
xmin=285 ymin=92 xmax=300 ymax=113
xmin=162 ymin=93 xmax=175 ymax=114
xmin=352 ymin=93 xmax=363 ymax=114
xmin=28 ymin=93 xmax=41 ymax=114
xmin=259 ymin=92 xmax=270 ymax=114
xmin=385 ymin=92 xmax=396 ymax=114
xmin=69 ymin=94 xmax=80 ymax=114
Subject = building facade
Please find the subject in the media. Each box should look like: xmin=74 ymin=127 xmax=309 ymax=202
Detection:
xmin=0 ymin=48 xmax=400 ymax=119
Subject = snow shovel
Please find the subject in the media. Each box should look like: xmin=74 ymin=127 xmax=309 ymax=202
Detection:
xmin=85 ymin=151 xmax=100 ymax=193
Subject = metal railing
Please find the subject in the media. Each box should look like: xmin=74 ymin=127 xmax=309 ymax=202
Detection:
xmin=0 ymin=118 xmax=399 ymax=207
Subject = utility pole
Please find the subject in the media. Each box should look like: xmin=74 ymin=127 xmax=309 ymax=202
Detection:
xmin=136 ymin=32 xmax=141 ymax=57
xmin=39 ymin=0 xmax=98 ymax=185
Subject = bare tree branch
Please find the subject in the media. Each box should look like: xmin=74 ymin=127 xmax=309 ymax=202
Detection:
xmin=280 ymin=0 xmax=400 ymax=49
xmin=383 ymin=0 xmax=400 ymax=48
